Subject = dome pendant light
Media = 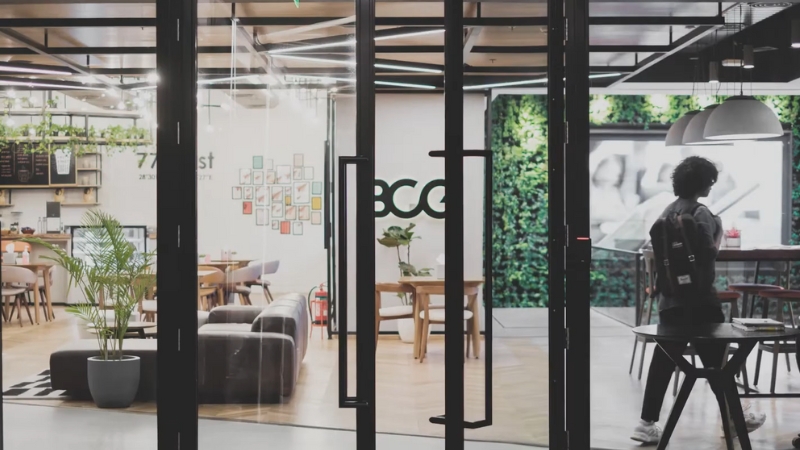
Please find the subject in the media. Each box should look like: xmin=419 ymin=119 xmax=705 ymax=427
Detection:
xmin=665 ymin=111 xmax=699 ymax=147
xmin=682 ymin=105 xmax=732 ymax=146
xmin=704 ymin=96 xmax=783 ymax=141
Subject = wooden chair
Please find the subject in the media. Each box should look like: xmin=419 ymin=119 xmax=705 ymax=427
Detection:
xmin=416 ymin=284 xmax=479 ymax=363
xmin=631 ymin=250 xmax=657 ymax=379
xmin=135 ymin=273 xmax=157 ymax=322
xmin=374 ymin=283 xmax=416 ymax=352
xmin=753 ymin=289 xmax=800 ymax=393
xmin=244 ymin=260 xmax=280 ymax=303
xmin=2 ymin=266 xmax=37 ymax=327
xmin=225 ymin=260 xmax=279 ymax=305
xmin=198 ymin=266 xmax=225 ymax=311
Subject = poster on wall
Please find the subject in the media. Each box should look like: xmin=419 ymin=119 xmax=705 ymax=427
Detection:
xmin=243 ymin=201 xmax=253 ymax=215
xmin=266 ymin=170 xmax=276 ymax=184
xmin=232 ymin=186 xmax=242 ymax=199
xmin=590 ymin=137 xmax=785 ymax=250
xmin=256 ymin=208 xmax=267 ymax=226
xmin=255 ymin=186 xmax=268 ymax=206
xmin=276 ymin=165 xmax=291 ymax=184
xmin=243 ymin=186 xmax=254 ymax=200
xmin=239 ymin=169 xmax=252 ymax=185
xmin=294 ymin=182 xmax=310 ymax=204
xmin=253 ymin=171 xmax=264 ymax=185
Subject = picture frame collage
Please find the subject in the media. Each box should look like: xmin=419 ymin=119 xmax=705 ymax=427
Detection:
xmin=234 ymin=154 xmax=324 ymax=235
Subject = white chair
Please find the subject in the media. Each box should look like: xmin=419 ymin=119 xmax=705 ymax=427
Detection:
xmin=230 ymin=260 xmax=279 ymax=304
xmin=2 ymin=266 xmax=37 ymax=327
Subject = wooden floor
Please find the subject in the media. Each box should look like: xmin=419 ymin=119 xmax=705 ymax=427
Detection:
xmin=6 ymin=307 xmax=800 ymax=449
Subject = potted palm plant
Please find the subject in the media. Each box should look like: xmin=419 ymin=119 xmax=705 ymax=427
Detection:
xmin=377 ymin=223 xmax=431 ymax=343
xmin=24 ymin=210 xmax=155 ymax=408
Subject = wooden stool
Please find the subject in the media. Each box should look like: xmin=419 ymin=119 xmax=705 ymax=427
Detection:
xmin=728 ymin=283 xmax=783 ymax=318
xmin=374 ymin=283 xmax=417 ymax=353
xmin=753 ymin=290 xmax=800 ymax=393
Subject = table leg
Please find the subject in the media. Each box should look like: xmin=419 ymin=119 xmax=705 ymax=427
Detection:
xmin=724 ymin=379 xmax=753 ymax=450
xmin=31 ymin=278 xmax=41 ymax=325
xmin=43 ymin=268 xmax=54 ymax=321
xmin=711 ymin=375 xmax=735 ymax=450
xmin=657 ymin=375 xmax=697 ymax=450
xmin=469 ymin=293 xmax=480 ymax=359
xmin=412 ymin=289 xmax=421 ymax=359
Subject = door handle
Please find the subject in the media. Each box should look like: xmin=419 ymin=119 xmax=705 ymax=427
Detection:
xmin=337 ymin=155 xmax=369 ymax=409
xmin=426 ymin=149 xmax=493 ymax=429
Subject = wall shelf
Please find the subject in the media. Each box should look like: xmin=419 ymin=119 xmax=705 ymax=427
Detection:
xmin=61 ymin=202 xmax=100 ymax=207
xmin=0 ymin=204 xmax=14 ymax=208
xmin=77 ymin=168 xmax=101 ymax=172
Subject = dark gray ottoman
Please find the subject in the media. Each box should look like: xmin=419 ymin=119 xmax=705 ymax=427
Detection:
xmin=50 ymin=339 xmax=158 ymax=401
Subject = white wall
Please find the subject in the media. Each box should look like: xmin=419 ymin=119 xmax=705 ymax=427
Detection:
xmin=336 ymin=93 xmax=487 ymax=332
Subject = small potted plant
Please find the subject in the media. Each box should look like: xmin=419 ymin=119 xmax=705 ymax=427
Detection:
xmin=24 ymin=210 xmax=155 ymax=408
xmin=725 ymin=227 xmax=741 ymax=248
xmin=377 ymin=223 xmax=431 ymax=343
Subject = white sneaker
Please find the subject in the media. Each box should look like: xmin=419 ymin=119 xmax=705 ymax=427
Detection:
xmin=720 ymin=403 xmax=767 ymax=437
xmin=632 ymin=421 xmax=662 ymax=444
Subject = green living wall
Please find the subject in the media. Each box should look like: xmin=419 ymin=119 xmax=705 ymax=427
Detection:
xmin=491 ymin=94 xmax=800 ymax=308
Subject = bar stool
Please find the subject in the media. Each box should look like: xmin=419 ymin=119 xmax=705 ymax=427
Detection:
xmin=728 ymin=283 xmax=783 ymax=318
xmin=753 ymin=289 xmax=800 ymax=393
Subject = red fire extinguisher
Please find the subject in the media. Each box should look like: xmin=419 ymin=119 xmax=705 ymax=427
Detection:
xmin=308 ymin=283 xmax=328 ymax=340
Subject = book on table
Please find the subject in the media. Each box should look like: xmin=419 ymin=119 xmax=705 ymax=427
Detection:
xmin=732 ymin=318 xmax=785 ymax=332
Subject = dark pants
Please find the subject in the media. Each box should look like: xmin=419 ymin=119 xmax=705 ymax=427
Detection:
xmin=641 ymin=306 xmax=727 ymax=422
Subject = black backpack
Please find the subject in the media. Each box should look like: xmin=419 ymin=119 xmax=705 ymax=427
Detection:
xmin=649 ymin=206 xmax=710 ymax=301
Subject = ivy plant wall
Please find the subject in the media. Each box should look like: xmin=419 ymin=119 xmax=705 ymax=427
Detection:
xmin=491 ymin=94 xmax=800 ymax=308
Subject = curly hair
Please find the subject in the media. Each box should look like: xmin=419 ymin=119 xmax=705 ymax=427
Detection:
xmin=671 ymin=156 xmax=718 ymax=199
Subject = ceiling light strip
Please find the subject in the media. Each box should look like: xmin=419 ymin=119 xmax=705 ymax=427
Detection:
xmin=0 ymin=79 xmax=105 ymax=91
xmin=0 ymin=64 xmax=72 ymax=76
xmin=267 ymin=29 xmax=444 ymax=54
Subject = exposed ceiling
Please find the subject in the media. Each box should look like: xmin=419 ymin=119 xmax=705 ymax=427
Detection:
xmin=0 ymin=1 xmax=797 ymax=104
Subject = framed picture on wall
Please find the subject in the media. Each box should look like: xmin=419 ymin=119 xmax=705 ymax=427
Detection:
xmin=292 ymin=222 xmax=303 ymax=235
xmin=265 ymin=159 xmax=274 ymax=171
xmin=253 ymin=171 xmax=264 ymax=185
xmin=243 ymin=201 xmax=253 ymax=215
xmin=298 ymin=205 xmax=310 ymax=220
xmin=281 ymin=221 xmax=291 ymax=235
xmin=286 ymin=205 xmax=297 ymax=220
xmin=232 ymin=186 xmax=242 ymax=200
xmin=294 ymin=154 xmax=304 ymax=167
xmin=266 ymin=170 xmax=276 ymax=184
xmin=271 ymin=186 xmax=283 ymax=203
xmin=293 ymin=167 xmax=303 ymax=180
xmin=312 ymin=182 xmax=323 ymax=195
xmin=272 ymin=220 xmax=279 ymax=230
xmin=304 ymin=167 xmax=314 ymax=180
xmin=271 ymin=202 xmax=284 ymax=219
xmin=294 ymin=182 xmax=310 ymax=204
xmin=311 ymin=211 xmax=322 ymax=225
xmin=256 ymin=208 xmax=267 ymax=226
xmin=243 ymin=186 xmax=254 ymax=200
xmin=311 ymin=196 xmax=322 ymax=210
xmin=239 ymin=169 xmax=252 ymax=185
xmin=253 ymin=156 xmax=264 ymax=170
xmin=255 ymin=186 xmax=268 ymax=206
xmin=276 ymin=165 xmax=291 ymax=184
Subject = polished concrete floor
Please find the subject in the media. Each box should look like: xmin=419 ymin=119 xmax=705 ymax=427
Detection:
xmin=2 ymin=403 xmax=534 ymax=450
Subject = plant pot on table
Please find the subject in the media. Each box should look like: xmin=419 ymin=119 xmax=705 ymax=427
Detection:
xmin=87 ymin=355 xmax=140 ymax=408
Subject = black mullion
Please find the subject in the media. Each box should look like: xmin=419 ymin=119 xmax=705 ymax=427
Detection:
xmin=547 ymin=0 xmax=566 ymax=446
xmin=565 ymin=0 xmax=591 ymax=448
xmin=354 ymin=0 xmax=376 ymax=446
xmin=443 ymin=0 xmax=464 ymax=445
xmin=156 ymin=0 xmax=198 ymax=449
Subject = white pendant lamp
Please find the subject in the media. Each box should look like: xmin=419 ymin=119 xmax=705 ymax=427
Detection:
xmin=665 ymin=111 xmax=699 ymax=147
xmin=682 ymin=105 xmax=725 ymax=145
xmin=703 ymin=96 xmax=783 ymax=141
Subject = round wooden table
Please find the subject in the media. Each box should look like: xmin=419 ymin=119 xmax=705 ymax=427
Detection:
xmin=633 ymin=323 xmax=800 ymax=450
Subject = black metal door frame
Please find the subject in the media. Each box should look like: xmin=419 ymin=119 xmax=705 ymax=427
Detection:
xmin=156 ymin=0 xmax=198 ymax=448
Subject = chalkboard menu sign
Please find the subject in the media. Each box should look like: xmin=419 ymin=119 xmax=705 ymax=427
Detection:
xmin=0 ymin=144 xmax=76 ymax=187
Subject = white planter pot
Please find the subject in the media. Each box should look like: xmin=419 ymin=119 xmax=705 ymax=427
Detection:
xmin=726 ymin=237 xmax=741 ymax=248
xmin=397 ymin=317 xmax=431 ymax=344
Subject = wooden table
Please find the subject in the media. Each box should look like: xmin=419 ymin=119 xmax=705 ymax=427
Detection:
xmin=634 ymin=324 xmax=800 ymax=450
xmin=90 ymin=321 xmax=157 ymax=339
xmin=398 ymin=277 xmax=484 ymax=359
xmin=1 ymin=262 xmax=55 ymax=325
xmin=206 ymin=260 xmax=253 ymax=271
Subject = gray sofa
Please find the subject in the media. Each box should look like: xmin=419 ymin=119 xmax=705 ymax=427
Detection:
xmin=49 ymin=294 xmax=308 ymax=404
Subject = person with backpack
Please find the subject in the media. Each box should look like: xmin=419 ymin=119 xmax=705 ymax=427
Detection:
xmin=631 ymin=156 xmax=766 ymax=444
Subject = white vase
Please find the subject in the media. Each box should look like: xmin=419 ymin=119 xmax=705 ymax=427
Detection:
xmin=397 ymin=318 xmax=415 ymax=343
